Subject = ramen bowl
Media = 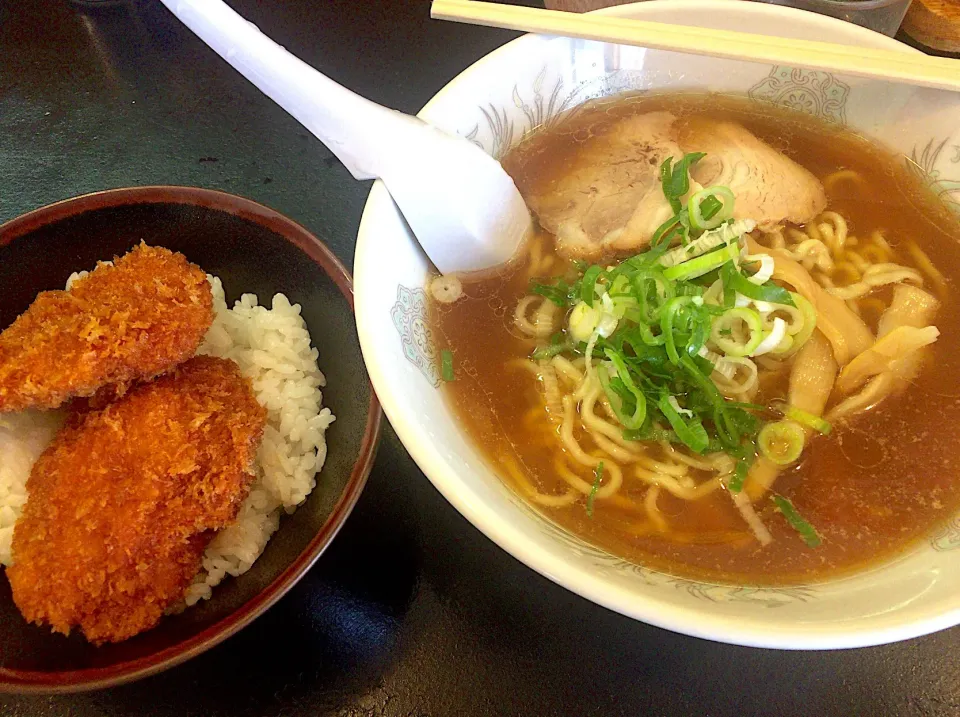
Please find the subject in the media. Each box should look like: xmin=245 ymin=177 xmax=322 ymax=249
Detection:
xmin=354 ymin=0 xmax=960 ymax=649
xmin=0 ymin=187 xmax=381 ymax=691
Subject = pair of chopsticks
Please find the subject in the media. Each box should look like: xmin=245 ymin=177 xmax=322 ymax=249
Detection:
xmin=431 ymin=0 xmax=960 ymax=93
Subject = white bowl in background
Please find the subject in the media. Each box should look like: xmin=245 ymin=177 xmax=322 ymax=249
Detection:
xmin=354 ymin=0 xmax=960 ymax=649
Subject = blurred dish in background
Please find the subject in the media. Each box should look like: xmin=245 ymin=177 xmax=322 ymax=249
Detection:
xmin=761 ymin=0 xmax=913 ymax=36
xmin=901 ymin=0 xmax=960 ymax=53
xmin=544 ymin=0 xmax=638 ymax=9
xmin=544 ymin=0 xmax=912 ymax=37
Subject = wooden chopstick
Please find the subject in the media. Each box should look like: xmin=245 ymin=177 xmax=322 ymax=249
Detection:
xmin=431 ymin=0 xmax=960 ymax=93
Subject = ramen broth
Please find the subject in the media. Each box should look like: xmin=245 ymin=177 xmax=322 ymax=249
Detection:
xmin=430 ymin=93 xmax=960 ymax=584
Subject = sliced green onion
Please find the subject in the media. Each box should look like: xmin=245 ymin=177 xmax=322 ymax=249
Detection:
xmin=441 ymin=349 xmax=455 ymax=382
xmin=607 ymin=273 xmax=632 ymax=299
xmin=567 ymin=294 xmax=619 ymax=342
xmin=632 ymin=268 xmax=674 ymax=325
xmin=773 ymin=292 xmax=816 ymax=357
xmin=722 ymin=275 xmax=736 ymax=309
xmin=650 ymin=211 xmax=690 ymax=249
xmin=568 ymin=301 xmax=600 ymax=343
xmin=531 ymin=342 xmax=572 ymax=361
xmin=711 ymin=307 xmax=764 ymax=357
xmin=660 ymin=296 xmax=693 ymax=364
xmin=635 ymin=322 xmax=665 ymax=346
xmin=753 ymin=316 xmax=788 ymax=356
xmin=720 ymin=261 xmax=795 ymax=307
xmin=758 ymin=300 xmax=803 ymax=332
xmin=597 ymin=368 xmax=628 ymax=420
xmin=657 ymin=392 xmax=709 ymax=453
xmin=580 ymin=265 xmax=603 ymax=307
xmin=771 ymin=334 xmax=794 ymax=355
xmin=776 ymin=403 xmax=833 ymax=435
xmin=519 ymin=167 xmax=782 ymax=473
xmin=727 ymin=449 xmax=754 ymax=493
xmin=772 ymin=494 xmax=821 ymax=547
xmin=603 ymin=349 xmax=647 ymax=429
xmin=743 ymin=253 xmax=775 ymax=285
xmin=529 ymin=279 xmax=572 ymax=307
xmin=685 ymin=305 xmax=712 ymax=359
xmin=622 ymin=424 xmax=677 ymax=443
xmin=586 ymin=462 xmax=604 ymax=518
xmin=659 ymin=219 xmax=753 ymax=270
xmin=679 ymin=354 xmax=725 ymax=414
xmin=666 ymin=152 xmax=706 ymax=201
xmin=758 ymin=420 xmax=805 ymax=465
xmin=698 ymin=194 xmax=723 ymax=221
xmin=688 ymin=186 xmax=735 ymax=231
xmin=662 ymin=243 xmax=738 ymax=282
xmin=659 ymin=158 xmax=676 ymax=212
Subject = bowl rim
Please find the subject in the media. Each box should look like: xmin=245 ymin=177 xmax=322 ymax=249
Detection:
xmin=0 ymin=186 xmax=382 ymax=692
xmin=354 ymin=0 xmax=953 ymax=651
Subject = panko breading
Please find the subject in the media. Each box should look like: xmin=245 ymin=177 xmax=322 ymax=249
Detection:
xmin=7 ymin=356 xmax=266 ymax=644
xmin=0 ymin=243 xmax=213 ymax=412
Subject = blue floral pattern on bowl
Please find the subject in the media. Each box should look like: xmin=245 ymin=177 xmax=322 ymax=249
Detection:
xmin=909 ymin=138 xmax=960 ymax=214
xmin=391 ymin=285 xmax=439 ymax=388
xmin=748 ymin=67 xmax=850 ymax=124
xmin=465 ymin=67 xmax=581 ymax=160
xmin=931 ymin=517 xmax=960 ymax=552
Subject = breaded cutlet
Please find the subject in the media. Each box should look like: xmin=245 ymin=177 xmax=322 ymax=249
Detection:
xmin=7 ymin=356 xmax=266 ymax=644
xmin=0 ymin=243 xmax=213 ymax=412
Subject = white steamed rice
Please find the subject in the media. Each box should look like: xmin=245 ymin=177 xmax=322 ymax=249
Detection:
xmin=0 ymin=271 xmax=335 ymax=608
xmin=0 ymin=411 xmax=63 ymax=565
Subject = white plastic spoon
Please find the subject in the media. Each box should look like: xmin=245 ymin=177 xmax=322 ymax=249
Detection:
xmin=158 ymin=0 xmax=531 ymax=274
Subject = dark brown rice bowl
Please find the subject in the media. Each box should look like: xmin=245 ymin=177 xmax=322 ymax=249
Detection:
xmin=0 ymin=186 xmax=381 ymax=692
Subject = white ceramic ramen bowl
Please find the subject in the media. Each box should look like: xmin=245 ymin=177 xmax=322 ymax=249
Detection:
xmin=355 ymin=0 xmax=960 ymax=649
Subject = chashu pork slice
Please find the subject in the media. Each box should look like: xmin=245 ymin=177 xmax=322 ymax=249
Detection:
xmin=519 ymin=112 xmax=828 ymax=260
xmin=678 ymin=118 xmax=827 ymax=231
xmin=520 ymin=111 xmax=682 ymax=260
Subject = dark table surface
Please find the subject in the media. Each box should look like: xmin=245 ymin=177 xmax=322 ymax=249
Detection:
xmin=2 ymin=1 xmax=960 ymax=715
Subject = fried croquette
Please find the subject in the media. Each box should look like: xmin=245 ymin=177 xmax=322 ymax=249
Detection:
xmin=0 ymin=243 xmax=213 ymax=412
xmin=7 ymin=356 xmax=266 ymax=644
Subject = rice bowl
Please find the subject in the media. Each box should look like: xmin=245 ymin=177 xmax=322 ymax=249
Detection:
xmin=0 ymin=186 xmax=379 ymax=690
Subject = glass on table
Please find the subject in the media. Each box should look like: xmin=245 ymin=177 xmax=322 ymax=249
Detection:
xmin=760 ymin=0 xmax=913 ymax=37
